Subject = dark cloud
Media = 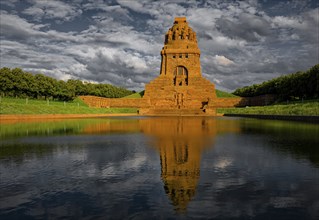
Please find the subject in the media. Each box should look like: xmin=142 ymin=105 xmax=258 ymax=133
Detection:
xmin=0 ymin=0 xmax=318 ymax=92
xmin=216 ymin=13 xmax=271 ymax=42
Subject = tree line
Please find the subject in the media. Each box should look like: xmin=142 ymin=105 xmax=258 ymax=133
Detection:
xmin=233 ymin=64 xmax=319 ymax=101
xmin=0 ymin=67 xmax=134 ymax=101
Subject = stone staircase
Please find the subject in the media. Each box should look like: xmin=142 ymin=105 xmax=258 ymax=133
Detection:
xmin=141 ymin=108 xmax=208 ymax=116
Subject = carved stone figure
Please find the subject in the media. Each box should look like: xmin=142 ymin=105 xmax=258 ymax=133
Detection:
xmin=167 ymin=29 xmax=172 ymax=41
xmin=192 ymin=32 xmax=197 ymax=42
xmin=174 ymin=29 xmax=180 ymax=40
xmin=182 ymin=29 xmax=187 ymax=39
xmin=189 ymin=29 xmax=193 ymax=41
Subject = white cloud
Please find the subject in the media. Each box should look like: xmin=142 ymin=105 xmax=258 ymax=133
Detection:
xmin=22 ymin=7 xmax=44 ymax=20
xmin=0 ymin=11 xmax=45 ymax=38
xmin=214 ymin=55 xmax=235 ymax=66
xmin=0 ymin=0 xmax=18 ymax=8
xmin=22 ymin=0 xmax=82 ymax=22
xmin=272 ymin=16 xmax=304 ymax=28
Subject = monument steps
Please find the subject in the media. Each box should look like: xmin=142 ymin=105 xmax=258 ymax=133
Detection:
xmin=144 ymin=108 xmax=208 ymax=116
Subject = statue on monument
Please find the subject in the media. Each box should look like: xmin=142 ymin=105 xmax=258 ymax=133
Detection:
xmin=167 ymin=29 xmax=173 ymax=41
xmin=192 ymin=32 xmax=197 ymax=42
xmin=182 ymin=29 xmax=187 ymax=40
xmin=174 ymin=29 xmax=180 ymax=40
xmin=189 ymin=29 xmax=193 ymax=41
xmin=174 ymin=93 xmax=184 ymax=108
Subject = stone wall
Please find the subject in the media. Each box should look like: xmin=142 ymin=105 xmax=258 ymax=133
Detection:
xmin=79 ymin=94 xmax=276 ymax=110
xmin=245 ymin=94 xmax=276 ymax=106
xmin=212 ymin=95 xmax=276 ymax=108
xmin=79 ymin=96 xmax=148 ymax=108
xmin=80 ymin=95 xmax=243 ymax=109
xmin=212 ymin=98 xmax=247 ymax=108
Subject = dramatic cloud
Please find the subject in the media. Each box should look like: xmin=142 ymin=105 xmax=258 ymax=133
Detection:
xmin=0 ymin=0 xmax=318 ymax=91
xmin=214 ymin=55 xmax=235 ymax=66
xmin=23 ymin=0 xmax=83 ymax=22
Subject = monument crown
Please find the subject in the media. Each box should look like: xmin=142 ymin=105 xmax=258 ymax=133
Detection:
xmin=174 ymin=17 xmax=187 ymax=23
xmin=165 ymin=17 xmax=198 ymax=47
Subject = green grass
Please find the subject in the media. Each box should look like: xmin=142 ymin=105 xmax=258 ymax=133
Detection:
xmin=122 ymin=90 xmax=144 ymax=99
xmin=0 ymin=97 xmax=137 ymax=114
xmin=216 ymin=89 xmax=238 ymax=98
xmin=218 ymin=101 xmax=319 ymax=116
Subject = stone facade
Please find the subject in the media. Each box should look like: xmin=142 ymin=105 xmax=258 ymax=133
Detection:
xmin=140 ymin=17 xmax=217 ymax=115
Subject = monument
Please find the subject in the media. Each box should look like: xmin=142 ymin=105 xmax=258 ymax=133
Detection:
xmin=140 ymin=17 xmax=217 ymax=115
xmin=80 ymin=17 xmax=246 ymax=113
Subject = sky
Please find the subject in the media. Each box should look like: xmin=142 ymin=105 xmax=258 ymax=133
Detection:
xmin=0 ymin=0 xmax=318 ymax=92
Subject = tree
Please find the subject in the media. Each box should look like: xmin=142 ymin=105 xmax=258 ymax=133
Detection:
xmin=233 ymin=64 xmax=319 ymax=101
xmin=0 ymin=67 xmax=135 ymax=100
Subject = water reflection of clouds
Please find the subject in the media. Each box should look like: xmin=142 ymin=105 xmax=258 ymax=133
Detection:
xmin=1 ymin=117 xmax=319 ymax=219
xmin=0 ymin=133 xmax=163 ymax=219
xmin=189 ymin=132 xmax=319 ymax=219
xmin=213 ymin=157 xmax=233 ymax=169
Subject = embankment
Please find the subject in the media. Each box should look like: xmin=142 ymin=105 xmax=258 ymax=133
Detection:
xmin=223 ymin=114 xmax=319 ymax=123
xmin=0 ymin=113 xmax=138 ymax=122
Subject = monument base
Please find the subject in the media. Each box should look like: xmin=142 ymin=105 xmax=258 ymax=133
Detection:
xmin=139 ymin=108 xmax=216 ymax=116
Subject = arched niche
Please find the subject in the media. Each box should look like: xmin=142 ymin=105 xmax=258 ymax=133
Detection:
xmin=174 ymin=66 xmax=188 ymax=86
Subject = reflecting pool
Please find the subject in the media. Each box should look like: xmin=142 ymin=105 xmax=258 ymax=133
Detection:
xmin=0 ymin=117 xmax=319 ymax=219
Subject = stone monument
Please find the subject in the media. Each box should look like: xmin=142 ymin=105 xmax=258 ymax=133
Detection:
xmin=140 ymin=17 xmax=217 ymax=115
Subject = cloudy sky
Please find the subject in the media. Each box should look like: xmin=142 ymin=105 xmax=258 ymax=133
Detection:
xmin=0 ymin=0 xmax=318 ymax=92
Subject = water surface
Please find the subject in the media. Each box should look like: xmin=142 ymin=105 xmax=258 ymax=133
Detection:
xmin=0 ymin=117 xmax=318 ymax=219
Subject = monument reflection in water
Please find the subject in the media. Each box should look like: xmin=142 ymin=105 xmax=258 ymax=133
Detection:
xmin=140 ymin=117 xmax=238 ymax=212
xmin=83 ymin=117 xmax=233 ymax=211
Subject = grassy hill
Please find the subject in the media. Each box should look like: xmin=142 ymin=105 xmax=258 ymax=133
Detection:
xmin=0 ymin=97 xmax=137 ymax=114
xmin=216 ymin=89 xmax=238 ymax=98
xmin=122 ymin=91 xmax=145 ymax=99
xmin=218 ymin=100 xmax=319 ymax=116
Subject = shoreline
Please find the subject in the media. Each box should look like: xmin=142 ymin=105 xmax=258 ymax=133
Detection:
xmin=1 ymin=113 xmax=318 ymax=124
xmin=223 ymin=114 xmax=319 ymax=123
xmin=0 ymin=113 xmax=138 ymax=122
